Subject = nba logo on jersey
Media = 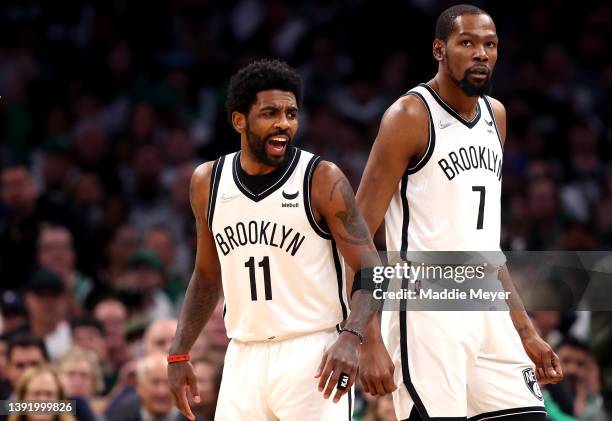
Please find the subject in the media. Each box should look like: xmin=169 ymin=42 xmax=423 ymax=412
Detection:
xmin=522 ymin=368 xmax=543 ymax=401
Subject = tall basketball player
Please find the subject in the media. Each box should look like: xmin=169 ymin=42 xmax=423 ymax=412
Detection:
xmin=356 ymin=5 xmax=563 ymax=421
xmin=167 ymin=59 xmax=390 ymax=421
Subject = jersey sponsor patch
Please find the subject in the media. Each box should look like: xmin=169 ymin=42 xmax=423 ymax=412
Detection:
xmin=282 ymin=190 xmax=299 ymax=200
xmin=522 ymin=368 xmax=543 ymax=401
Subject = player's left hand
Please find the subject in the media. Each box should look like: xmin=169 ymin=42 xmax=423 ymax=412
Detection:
xmin=315 ymin=332 xmax=361 ymax=403
xmin=521 ymin=334 xmax=563 ymax=384
xmin=359 ymin=336 xmax=396 ymax=396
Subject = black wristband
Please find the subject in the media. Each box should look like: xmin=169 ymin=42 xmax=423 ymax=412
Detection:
xmin=351 ymin=267 xmax=379 ymax=297
xmin=339 ymin=328 xmax=364 ymax=344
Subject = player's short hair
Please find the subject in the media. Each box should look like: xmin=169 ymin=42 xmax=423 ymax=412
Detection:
xmin=225 ymin=59 xmax=303 ymax=121
xmin=435 ymin=4 xmax=490 ymax=41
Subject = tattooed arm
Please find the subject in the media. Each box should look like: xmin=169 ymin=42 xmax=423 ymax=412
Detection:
xmin=311 ymin=162 xmax=381 ymax=327
xmin=168 ymin=161 xmax=222 ymax=421
xmin=311 ymin=161 xmax=392 ymax=401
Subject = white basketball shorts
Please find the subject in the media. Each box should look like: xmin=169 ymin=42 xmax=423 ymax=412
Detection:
xmin=381 ymin=310 xmax=546 ymax=420
xmin=215 ymin=328 xmax=353 ymax=421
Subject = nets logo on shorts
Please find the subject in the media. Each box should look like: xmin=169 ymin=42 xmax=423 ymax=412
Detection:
xmin=522 ymin=368 xmax=543 ymax=401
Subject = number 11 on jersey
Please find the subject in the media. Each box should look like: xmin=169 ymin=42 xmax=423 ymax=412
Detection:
xmin=244 ymin=256 xmax=273 ymax=300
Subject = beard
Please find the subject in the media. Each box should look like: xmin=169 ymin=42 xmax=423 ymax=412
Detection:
xmin=448 ymin=62 xmax=493 ymax=97
xmin=245 ymin=122 xmax=291 ymax=167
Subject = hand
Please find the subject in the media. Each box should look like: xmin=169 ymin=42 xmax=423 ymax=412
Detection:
xmin=521 ymin=334 xmax=563 ymax=384
xmin=168 ymin=361 xmax=200 ymax=420
xmin=359 ymin=338 xmax=396 ymax=396
xmin=315 ymin=332 xmax=361 ymax=403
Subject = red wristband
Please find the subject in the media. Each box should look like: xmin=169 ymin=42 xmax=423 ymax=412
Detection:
xmin=167 ymin=354 xmax=190 ymax=363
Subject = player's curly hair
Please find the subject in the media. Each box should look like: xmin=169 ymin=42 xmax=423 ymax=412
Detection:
xmin=225 ymin=59 xmax=303 ymax=121
xmin=435 ymin=4 xmax=490 ymax=41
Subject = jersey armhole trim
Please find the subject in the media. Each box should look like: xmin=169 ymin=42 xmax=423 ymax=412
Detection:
xmin=482 ymin=96 xmax=504 ymax=151
xmin=207 ymin=155 xmax=225 ymax=231
xmin=303 ymin=155 xmax=333 ymax=239
xmin=404 ymin=91 xmax=436 ymax=175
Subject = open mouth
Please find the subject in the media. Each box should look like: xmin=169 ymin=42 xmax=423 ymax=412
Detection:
xmin=266 ymin=136 xmax=289 ymax=155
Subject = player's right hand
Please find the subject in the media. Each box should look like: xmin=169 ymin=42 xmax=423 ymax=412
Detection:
xmin=168 ymin=361 xmax=200 ymax=421
xmin=359 ymin=337 xmax=397 ymax=395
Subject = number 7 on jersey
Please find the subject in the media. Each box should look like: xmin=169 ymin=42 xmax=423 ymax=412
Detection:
xmin=472 ymin=186 xmax=485 ymax=230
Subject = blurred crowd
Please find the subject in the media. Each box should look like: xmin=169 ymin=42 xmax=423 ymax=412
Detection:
xmin=1 ymin=0 xmax=612 ymax=420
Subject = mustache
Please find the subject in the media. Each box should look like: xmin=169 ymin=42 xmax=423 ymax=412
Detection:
xmin=468 ymin=65 xmax=490 ymax=74
xmin=265 ymin=130 xmax=291 ymax=141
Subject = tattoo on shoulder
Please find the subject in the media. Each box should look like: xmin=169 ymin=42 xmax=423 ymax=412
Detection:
xmin=331 ymin=177 xmax=371 ymax=246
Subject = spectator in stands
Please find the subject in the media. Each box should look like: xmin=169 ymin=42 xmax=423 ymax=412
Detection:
xmin=101 ymin=318 xmax=178 ymax=416
xmin=100 ymin=225 xmax=140 ymax=286
xmin=190 ymin=358 xmax=222 ymax=421
xmin=117 ymin=249 xmax=174 ymax=320
xmin=142 ymin=318 xmax=178 ymax=356
xmin=93 ymin=297 xmax=132 ymax=374
xmin=37 ymin=223 xmax=94 ymax=317
xmin=3 ymin=333 xmax=49 ymax=400
xmin=0 ymin=291 xmax=28 ymax=335
xmin=0 ymin=166 xmax=71 ymax=291
xmin=23 ymin=270 xmax=71 ymax=359
xmin=143 ymin=226 xmax=186 ymax=307
xmin=56 ymin=346 xmax=105 ymax=416
xmin=0 ymin=333 xmax=11 ymax=399
xmin=201 ymin=298 xmax=229 ymax=358
xmin=71 ymin=318 xmax=110 ymax=376
xmin=127 ymin=145 xmax=168 ymax=232
xmin=544 ymin=337 xmax=607 ymax=421
xmin=8 ymin=365 xmax=76 ymax=421
xmin=106 ymin=353 xmax=186 ymax=421
xmin=532 ymin=311 xmax=563 ymax=349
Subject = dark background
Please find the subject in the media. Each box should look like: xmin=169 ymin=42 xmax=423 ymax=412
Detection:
xmin=1 ymin=1 xmax=611 ymax=420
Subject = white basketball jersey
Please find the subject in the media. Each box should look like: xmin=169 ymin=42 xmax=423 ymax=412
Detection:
xmin=385 ymin=84 xmax=503 ymax=252
xmin=208 ymin=147 xmax=348 ymax=342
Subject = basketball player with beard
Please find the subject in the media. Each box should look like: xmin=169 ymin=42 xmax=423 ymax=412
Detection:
xmin=167 ymin=59 xmax=392 ymax=420
xmin=355 ymin=5 xmax=563 ymax=420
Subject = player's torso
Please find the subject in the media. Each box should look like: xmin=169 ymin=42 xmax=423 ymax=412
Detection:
xmin=385 ymin=84 xmax=503 ymax=252
xmin=208 ymin=147 xmax=347 ymax=342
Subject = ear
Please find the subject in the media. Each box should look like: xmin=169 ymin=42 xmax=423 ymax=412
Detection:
xmin=433 ymin=39 xmax=445 ymax=62
xmin=231 ymin=111 xmax=247 ymax=134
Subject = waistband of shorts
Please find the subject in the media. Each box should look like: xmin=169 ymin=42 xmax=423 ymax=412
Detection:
xmin=230 ymin=324 xmax=341 ymax=345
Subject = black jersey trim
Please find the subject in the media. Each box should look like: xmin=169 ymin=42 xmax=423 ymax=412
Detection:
xmin=303 ymin=155 xmax=333 ymax=239
xmin=399 ymin=308 xmax=468 ymax=420
xmin=207 ymin=156 xmax=225 ymax=231
xmin=231 ymin=147 xmax=301 ymax=202
xmin=482 ymin=96 xmax=504 ymax=151
xmin=400 ymin=172 xmax=409 ymax=261
xmin=332 ymin=240 xmax=348 ymax=321
xmin=419 ymin=83 xmax=481 ymax=129
xmin=399 ymin=308 xmax=428 ymax=419
xmin=468 ymin=406 xmax=546 ymax=421
xmin=402 ymin=92 xmax=436 ymax=175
